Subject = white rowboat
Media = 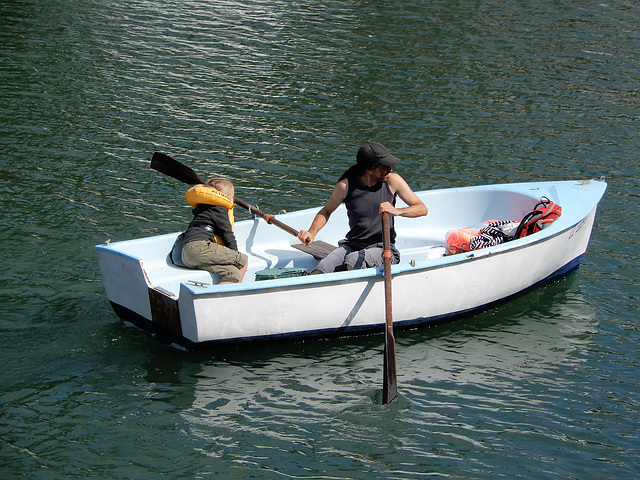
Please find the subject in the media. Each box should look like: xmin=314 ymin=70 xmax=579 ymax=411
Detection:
xmin=95 ymin=179 xmax=606 ymax=349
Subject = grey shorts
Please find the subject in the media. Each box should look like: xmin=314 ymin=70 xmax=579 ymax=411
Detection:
xmin=314 ymin=240 xmax=400 ymax=274
xmin=182 ymin=240 xmax=248 ymax=283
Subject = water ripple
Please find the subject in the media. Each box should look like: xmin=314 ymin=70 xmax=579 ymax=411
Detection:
xmin=1 ymin=0 xmax=639 ymax=478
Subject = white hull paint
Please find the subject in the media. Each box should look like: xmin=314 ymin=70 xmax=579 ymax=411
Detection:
xmin=96 ymin=179 xmax=606 ymax=348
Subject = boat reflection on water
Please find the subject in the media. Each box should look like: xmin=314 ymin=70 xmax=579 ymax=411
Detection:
xmin=179 ymin=276 xmax=596 ymax=425
xmin=399 ymin=278 xmax=597 ymax=388
xmin=172 ymin=280 xmax=599 ymax=475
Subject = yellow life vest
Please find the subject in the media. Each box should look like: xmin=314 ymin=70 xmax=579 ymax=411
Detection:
xmin=185 ymin=185 xmax=235 ymax=245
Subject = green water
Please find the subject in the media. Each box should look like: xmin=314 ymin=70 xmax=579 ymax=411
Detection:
xmin=1 ymin=1 xmax=638 ymax=478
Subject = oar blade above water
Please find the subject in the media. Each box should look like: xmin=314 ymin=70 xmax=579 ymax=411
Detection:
xmin=151 ymin=151 xmax=206 ymax=185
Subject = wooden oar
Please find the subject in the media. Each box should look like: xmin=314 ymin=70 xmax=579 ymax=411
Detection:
xmin=151 ymin=151 xmax=299 ymax=235
xmin=381 ymin=212 xmax=398 ymax=404
xmin=150 ymin=152 xmax=336 ymax=259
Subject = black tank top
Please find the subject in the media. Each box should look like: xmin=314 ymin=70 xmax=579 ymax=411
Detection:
xmin=344 ymin=175 xmax=396 ymax=245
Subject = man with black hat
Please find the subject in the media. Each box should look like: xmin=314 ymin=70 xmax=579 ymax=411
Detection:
xmin=297 ymin=141 xmax=428 ymax=274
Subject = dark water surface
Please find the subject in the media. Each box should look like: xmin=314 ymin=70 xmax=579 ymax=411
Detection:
xmin=1 ymin=0 xmax=638 ymax=478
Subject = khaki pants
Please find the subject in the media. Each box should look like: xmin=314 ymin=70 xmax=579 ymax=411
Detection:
xmin=182 ymin=240 xmax=248 ymax=283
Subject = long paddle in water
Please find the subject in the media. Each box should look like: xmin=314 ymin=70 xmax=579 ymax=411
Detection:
xmin=150 ymin=152 xmax=335 ymax=259
xmin=381 ymin=211 xmax=398 ymax=404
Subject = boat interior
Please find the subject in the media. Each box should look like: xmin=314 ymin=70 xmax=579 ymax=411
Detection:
xmin=103 ymin=186 xmax=547 ymax=297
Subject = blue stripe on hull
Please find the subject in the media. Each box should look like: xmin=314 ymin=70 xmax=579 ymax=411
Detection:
xmin=109 ymin=255 xmax=584 ymax=350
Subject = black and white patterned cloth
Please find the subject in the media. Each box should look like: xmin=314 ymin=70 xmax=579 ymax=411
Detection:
xmin=468 ymin=220 xmax=519 ymax=251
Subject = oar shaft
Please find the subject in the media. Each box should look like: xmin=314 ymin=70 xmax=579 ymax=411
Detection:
xmin=233 ymin=197 xmax=299 ymax=237
xmin=382 ymin=212 xmax=398 ymax=404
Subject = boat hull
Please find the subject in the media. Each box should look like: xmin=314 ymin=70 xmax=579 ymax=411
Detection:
xmin=96 ymin=179 xmax=606 ymax=348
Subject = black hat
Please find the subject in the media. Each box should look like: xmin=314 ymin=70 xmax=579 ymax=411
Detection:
xmin=356 ymin=141 xmax=401 ymax=167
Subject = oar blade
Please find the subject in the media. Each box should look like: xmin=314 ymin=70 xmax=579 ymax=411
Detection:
xmin=291 ymin=241 xmax=337 ymax=260
xmin=151 ymin=152 xmax=205 ymax=185
xmin=383 ymin=332 xmax=398 ymax=404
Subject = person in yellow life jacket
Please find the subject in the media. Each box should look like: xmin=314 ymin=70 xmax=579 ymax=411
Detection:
xmin=181 ymin=178 xmax=248 ymax=284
